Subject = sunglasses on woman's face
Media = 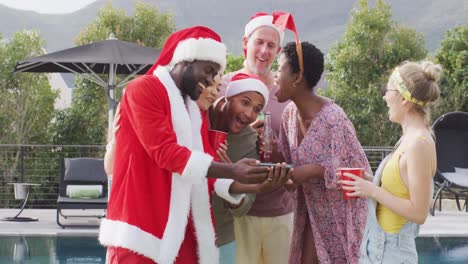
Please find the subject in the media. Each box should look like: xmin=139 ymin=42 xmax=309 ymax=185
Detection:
xmin=380 ymin=84 xmax=399 ymax=96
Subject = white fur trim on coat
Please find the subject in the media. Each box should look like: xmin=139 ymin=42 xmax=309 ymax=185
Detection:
xmin=214 ymin=179 xmax=245 ymax=205
xmin=170 ymin=38 xmax=227 ymax=73
xmin=182 ymin=150 xmax=214 ymax=184
xmin=100 ymin=219 xmax=162 ymax=261
xmin=157 ymin=66 xmax=218 ymax=263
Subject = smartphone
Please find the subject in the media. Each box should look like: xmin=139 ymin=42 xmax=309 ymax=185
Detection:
xmin=258 ymin=162 xmax=293 ymax=173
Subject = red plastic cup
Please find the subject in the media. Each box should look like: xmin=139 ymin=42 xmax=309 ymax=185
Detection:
xmin=208 ymin=130 xmax=228 ymax=151
xmin=340 ymin=168 xmax=364 ymax=199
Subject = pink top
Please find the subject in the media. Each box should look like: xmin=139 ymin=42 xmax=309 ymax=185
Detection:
xmin=278 ymin=101 xmax=368 ymax=264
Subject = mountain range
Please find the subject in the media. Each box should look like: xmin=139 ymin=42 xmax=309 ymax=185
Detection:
xmin=1 ymin=0 xmax=467 ymax=56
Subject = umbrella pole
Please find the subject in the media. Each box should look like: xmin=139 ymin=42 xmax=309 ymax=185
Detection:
xmin=106 ymin=85 xmax=117 ymax=135
xmin=106 ymin=64 xmax=117 ymax=136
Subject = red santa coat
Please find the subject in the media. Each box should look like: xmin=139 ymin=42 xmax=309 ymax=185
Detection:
xmin=99 ymin=66 xmax=234 ymax=264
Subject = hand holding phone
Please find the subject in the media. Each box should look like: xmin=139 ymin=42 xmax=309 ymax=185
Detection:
xmin=258 ymin=162 xmax=293 ymax=173
xmin=255 ymin=162 xmax=293 ymax=193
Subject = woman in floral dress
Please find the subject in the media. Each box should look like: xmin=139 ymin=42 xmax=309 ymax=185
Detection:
xmin=274 ymin=41 xmax=370 ymax=263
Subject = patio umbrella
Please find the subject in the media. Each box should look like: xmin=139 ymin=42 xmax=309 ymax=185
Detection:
xmin=14 ymin=34 xmax=160 ymax=133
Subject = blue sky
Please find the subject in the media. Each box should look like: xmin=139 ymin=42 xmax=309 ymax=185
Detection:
xmin=0 ymin=0 xmax=96 ymax=14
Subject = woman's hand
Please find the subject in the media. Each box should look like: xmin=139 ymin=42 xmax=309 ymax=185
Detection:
xmin=104 ymin=104 xmax=121 ymax=176
xmin=284 ymin=164 xmax=324 ymax=191
xmin=108 ymin=104 xmax=121 ymax=143
xmin=256 ymin=163 xmax=291 ymax=193
xmin=339 ymin=172 xmax=378 ymax=199
xmin=363 ymin=170 xmax=374 ymax=182
xmin=251 ymin=119 xmax=264 ymax=135
xmin=334 ymin=168 xmax=374 ymax=190
xmin=334 ymin=169 xmax=343 ymax=190
xmin=217 ymin=142 xmax=232 ymax=163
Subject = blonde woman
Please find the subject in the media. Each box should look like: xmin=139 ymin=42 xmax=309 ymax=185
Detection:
xmin=340 ymin=61 xmax=442 ymax=264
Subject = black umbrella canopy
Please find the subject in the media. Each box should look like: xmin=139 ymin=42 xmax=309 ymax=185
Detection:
xmin=14 ymin=38 xmax=160 ymax=75
xmin=13 ymin=36 xmax=160 ymax=134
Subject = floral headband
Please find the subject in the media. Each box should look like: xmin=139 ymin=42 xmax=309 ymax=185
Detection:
xmin=391 ymin=67 xmax=427 ymax=106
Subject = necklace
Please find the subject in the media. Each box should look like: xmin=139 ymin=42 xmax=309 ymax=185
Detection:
xmin=297 ymin=113 xmax=311 ymax=138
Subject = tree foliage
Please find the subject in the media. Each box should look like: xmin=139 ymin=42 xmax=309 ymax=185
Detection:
xmin=324 ymin=0 xmax=427 ymax=146
xmin=225 ymin=53 xmax=244 ymax=73
xmin=0 ymin=31 xmax=57 ymax=144
xmin=50 ymin=2 xmax=175 ymax=145
xmin=433 ymin=26 xmax=468 ymax=118
xmin=0 ymin=31 xmax=58 ymax=191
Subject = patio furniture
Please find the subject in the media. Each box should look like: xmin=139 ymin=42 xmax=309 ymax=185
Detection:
xmin=2 ymin=183 xmax=40 ymax=222
xmin=430 ymin=111 xmax=468 ymax=215
xmin=57 ymin=157 xmax=108 ymax=228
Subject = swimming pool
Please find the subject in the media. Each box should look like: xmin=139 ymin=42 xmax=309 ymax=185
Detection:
xmin=0 ymin=236 xmax=467 ymax=263
xmin=418 ymin=237 xmax=468 ymax=264
xmin=0 ymin=236 xmax=104 ymax=264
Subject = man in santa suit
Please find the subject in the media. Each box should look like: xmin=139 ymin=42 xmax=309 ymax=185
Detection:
xmin=99 ymin=26 xmax=270 ymax=264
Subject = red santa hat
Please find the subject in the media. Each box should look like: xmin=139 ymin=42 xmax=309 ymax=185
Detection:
xmin=272 ymin=11 xmax=304 ymax=75
xmin=244 ymin=12 xmax=285 ymax=44
xmin=146 ymin=26 xmax=227 ymax=75
xmin=225 ymin=73 xmax=269 ymax=110
xmin=243 ymin=11 xmax=302 ymax=66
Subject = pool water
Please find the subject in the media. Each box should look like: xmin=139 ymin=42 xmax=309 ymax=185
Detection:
xmin=0 ymin=236 xmax=467 ymax=263
xmin=0 ymin=236 xmax=104 ymax=264
xmin=418 ymin=237 xmax=468 ymax=264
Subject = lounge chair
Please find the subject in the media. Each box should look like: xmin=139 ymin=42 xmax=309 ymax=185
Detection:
xmin=430 ymin=111 xmax=468 ymax=215
xmin=56 ymin=157 xmax=108 ymax=228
